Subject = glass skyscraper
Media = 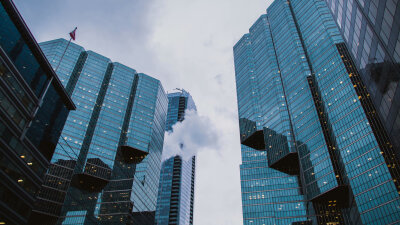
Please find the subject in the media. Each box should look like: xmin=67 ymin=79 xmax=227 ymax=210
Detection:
xmin=165 ymin=89 xmax=196 ymax=132
xmin=323 ymin=0 xmax=400 ymax=158
xmin=155 ymin=90 xmax=196 ymax=225
xmin=30 ymin=38 xmax=168 ymax=225
xmin=234 ymin=0 xmax=400 ymax=224
xmin=0 ymin=1 xmax=75 ymax=225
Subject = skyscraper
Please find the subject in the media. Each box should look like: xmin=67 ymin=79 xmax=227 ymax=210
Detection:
xmin=324 ymin=0 xmax=400 ymax=158
xmin=0 ymin=1 xmax=75 ymax=225
xmin=30 ymin=38 xmax=168 ymax=225
xmin=165 ymin=90 xmax=196 ymax=132
xmin=234 ymin=0 xmax=400 ymax=224
xmin=155 ymin=90 xmax=196 ymax=225
xmin=235 ymin=15 xmax=309 ymax=225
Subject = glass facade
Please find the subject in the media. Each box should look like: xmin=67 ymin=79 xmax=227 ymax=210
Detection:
xmin=235 ymin=14 xmax=309 ymax=225
xmin=0 ymin=1 xmax=74 ymax=225
xmin=324 ymin=0 xmax=400 ymax=157
xmin=155 ymin=90 xmax=196 ymax=225
xmin=165 ymin=90 xmax=197 ymax=132
xmin=234 ymin=0 xmax=400 ymax=224
xmin=240 ymin=145 xmax=308 ymax=225
xmin=31 ymin=39 xmax=168 ymax=225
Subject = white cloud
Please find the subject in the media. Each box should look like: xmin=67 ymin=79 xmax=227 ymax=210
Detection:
xmin=162 ymin=110 xmax=220 ymax=161
xmin=14 ymin=0 xmax=274 ymax=224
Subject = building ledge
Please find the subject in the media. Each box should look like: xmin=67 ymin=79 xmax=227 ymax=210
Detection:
xmin=268 ymin=152 xmax=299 ymax=175
xmin=311 ymin=185 xmax=349 ymax=208
xmin=70 ymin=173 xmax=109 ymax=192
xmin=292 ymin=221 xmax=312 ymax=225
xmin=119 ymin=145 xmax=148 ymax=164
xmin=241 ymin=130 xmax=265 ymax=150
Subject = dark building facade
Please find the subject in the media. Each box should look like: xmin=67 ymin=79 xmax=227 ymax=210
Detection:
xmin=324 ymin=0 xmax=400 ymax=156
xmin=155 ymin=90 xmax=196 ymax=225
xmin=29 ymin=39 xmax=168 ymax=225
xmin=0 ymin=1 xmax=75 ymax=224
xmin=234 ymin=0 xmax=400 ymax=224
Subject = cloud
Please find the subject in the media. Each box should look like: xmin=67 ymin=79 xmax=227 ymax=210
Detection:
xmin=162 ymin=110 xmax=219 ymax=161
xmin=13 ymin=0 xmax=274 ymax=224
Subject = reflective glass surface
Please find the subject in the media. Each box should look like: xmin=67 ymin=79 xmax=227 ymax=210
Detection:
xmin=155 ymin=90 xmax=196 ymax=225
xmin=234 ymin=0 xmax=400 ymax=224
xmin=325 ymin=0 xmax=400 ymax=155
xmin=33 ymin=39 xmax=168 ymax=224
xmin=0 ymin=3 xmax=73 ymax=225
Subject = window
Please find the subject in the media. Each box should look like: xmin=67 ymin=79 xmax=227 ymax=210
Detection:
xmin=368 ymin=1 xmax=378 ymax=24
xmin=394 ymin=36 xmax=400 ymax=63
xmin=380 ymin=6 xmax=394 ymax=45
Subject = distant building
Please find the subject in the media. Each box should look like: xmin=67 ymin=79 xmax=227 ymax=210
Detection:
xmin=0 ymin=1 xmax=75 ymax=224
xmin=30 ymin=38 xmax=168 ymax=225
xmin=324 ymin=0 xmax=400 ymax=159
xmin=155 ymin=90 xmax=196 ymax=225
xmin=234 ymin=0 xmax=400 ymax=224
xmin=165 ymin=89 xmax=196 ymax=131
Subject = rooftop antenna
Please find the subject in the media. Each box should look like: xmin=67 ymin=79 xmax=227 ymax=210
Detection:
xmin=174 ymin=88 xmax=187 ymax=95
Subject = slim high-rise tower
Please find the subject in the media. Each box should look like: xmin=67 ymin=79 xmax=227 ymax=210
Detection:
xmin=155 ymin=90 xmax=196 ymax=225
xmin=234 ymin=0 xmax=400 ymax=224
xmin=30 ymin=38 xmax=168 ymax=225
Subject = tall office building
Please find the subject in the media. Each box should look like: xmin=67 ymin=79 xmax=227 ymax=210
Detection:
xmin=0 ymin=1 xmax=75 ymax=225
xmin=165 ymin=90 xmax=196 ymax=132
xmin=29 ymin=38 xmax=168 ymax=225
xmin=234 ymin=0 xmax=400 ymax=224
xmin=235 ymin=15 xmax=309 ymax=225
xmin=323 ymin=0 xmax=400 ymax=158
xmin=155 ymin=90 xmax=196 ymax=225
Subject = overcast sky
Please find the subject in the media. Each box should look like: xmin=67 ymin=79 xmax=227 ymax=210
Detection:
xmin=13 ymin=0 xmax=273 ymax=224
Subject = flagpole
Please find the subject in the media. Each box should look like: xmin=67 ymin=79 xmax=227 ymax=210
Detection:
xmin=20 ymin=29 xmax=76 ymax=140
xmin=54 ymin=37 xmax=73 ymax=73
xmin=42 ymin=26 xmax=76 ymax=106
xmin=36 ymin=36 xmax=72 ymax=107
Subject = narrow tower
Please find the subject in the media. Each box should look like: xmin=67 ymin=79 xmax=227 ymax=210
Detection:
xmin=155 ymin=90 xmax=196 ymax=225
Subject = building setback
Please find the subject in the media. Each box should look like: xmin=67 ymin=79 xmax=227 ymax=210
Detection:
xmin=155 ymin=90 xmax=196 ymax=225
xmin=0 ymin=1 xmax=75 ymax=225
xmin=234 ymin=0 xmax=400 ymax=224
xmin=30 ymin=38 xmax=168 ymax=225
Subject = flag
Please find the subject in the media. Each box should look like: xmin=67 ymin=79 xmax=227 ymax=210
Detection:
xmin=69 ymin=27 xmax=77 ymax=41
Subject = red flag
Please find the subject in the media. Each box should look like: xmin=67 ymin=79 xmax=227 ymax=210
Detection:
xmin=69 ymin=27 xmax=77 ymax=41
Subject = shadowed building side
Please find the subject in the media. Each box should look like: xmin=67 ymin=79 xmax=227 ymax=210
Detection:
xmin=324 ymin=0 xmax=400 ymax=158
xmin=0 ymin=1 xmax=75 ymax=225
